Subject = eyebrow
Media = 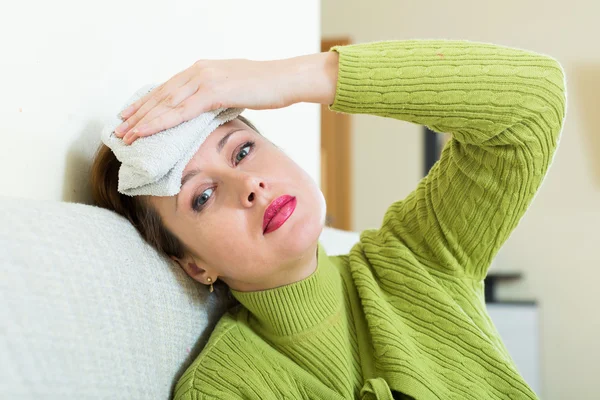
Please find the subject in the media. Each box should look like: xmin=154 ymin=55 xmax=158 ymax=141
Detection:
xmin=175 ymin=127 xmax=246 ymax=211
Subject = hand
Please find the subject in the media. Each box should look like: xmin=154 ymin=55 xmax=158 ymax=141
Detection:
xmin=115 ymin=58 xmax=299 ymax=145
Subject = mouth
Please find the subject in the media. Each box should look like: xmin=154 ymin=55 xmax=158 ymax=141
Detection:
xmin=263 ymin=195 xmax=296 ymax=234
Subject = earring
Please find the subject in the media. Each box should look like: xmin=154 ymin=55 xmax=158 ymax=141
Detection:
xmin=207 ymin=277 xmax=214 ymax=293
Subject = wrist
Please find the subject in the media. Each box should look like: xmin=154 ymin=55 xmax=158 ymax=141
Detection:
xmin=283 ymin=51 xmax=339 ymax=105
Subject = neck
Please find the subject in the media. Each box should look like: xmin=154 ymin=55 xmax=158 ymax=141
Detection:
xmin=230 ymin=242 xmax=343 ymax=336
xmin=225 ymin=242 xmax=319 ymax=292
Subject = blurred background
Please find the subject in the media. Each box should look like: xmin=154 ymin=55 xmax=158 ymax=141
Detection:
xmin=0 ymin=0 xmax=597 ymax=399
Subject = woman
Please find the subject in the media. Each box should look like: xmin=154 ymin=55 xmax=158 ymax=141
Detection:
xmin=90 ymin=39 xmax=566 ymax=399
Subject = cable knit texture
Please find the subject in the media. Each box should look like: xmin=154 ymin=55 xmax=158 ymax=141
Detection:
xmin=173 ymin=39 xmax=566 ymax=400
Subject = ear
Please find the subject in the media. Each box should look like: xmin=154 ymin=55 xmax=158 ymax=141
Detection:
xmin=170 ymin=255 xmax=208 ymax=281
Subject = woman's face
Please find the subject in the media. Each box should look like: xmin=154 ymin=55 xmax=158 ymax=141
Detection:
xmin=148 ymin=118 xmax=326 ymax=292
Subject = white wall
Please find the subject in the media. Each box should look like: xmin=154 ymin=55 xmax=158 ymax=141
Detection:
xmin=323 ymin=0 xmax=599 ymax=398
xmin=0 ymin=0 xmax=321 ymax=204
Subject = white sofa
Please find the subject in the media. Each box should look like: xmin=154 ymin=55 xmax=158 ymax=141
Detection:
xmin=0 ymin=195 xmax=359 ymax=399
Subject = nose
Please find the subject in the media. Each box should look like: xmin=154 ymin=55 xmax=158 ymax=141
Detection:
xmin=237 ymin=173 xmax=266 ymax=207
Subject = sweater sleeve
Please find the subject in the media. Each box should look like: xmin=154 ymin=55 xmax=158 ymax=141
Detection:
xmin=328 ymin=39 xmax=566 ymax=281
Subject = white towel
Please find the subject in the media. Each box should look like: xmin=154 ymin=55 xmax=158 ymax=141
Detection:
xmin=101 ymin=83 xmax=245 ymax=197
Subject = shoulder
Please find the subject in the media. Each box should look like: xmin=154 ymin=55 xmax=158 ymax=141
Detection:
xmin=173 ymin=311 xmax=285 ymax=399
xmin=173 ymin=313 xmax=249 ymax=399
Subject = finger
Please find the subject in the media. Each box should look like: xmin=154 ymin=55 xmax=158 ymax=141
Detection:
xmin=123 ymin=106 xmax=186 ymax=144
xmin=116 ymin=73 xmax=190 ymax=136
xmin=122 ymin=81 xmax=198 ymax=138
xmin=118 ymin=67 xmax=190 ymax=121
xmin=118 ymin=84 xmax=159 ymax=123
xmin=115 ymin=85 xmax=168 ymax=136
xmin=124 ymin=92 xmax=211 ymax=141
xmin=115 ymin=87 xmax=161 ymax=137
xmin=120 ymin=85 xmax=165 ymax=118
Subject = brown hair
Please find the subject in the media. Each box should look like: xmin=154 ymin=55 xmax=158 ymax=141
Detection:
xmin=90 ymin=114 xmax=261 ymax=307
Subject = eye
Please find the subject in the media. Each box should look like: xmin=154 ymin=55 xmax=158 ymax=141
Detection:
xmin=192 ymin=141 xmax=255 ymax=213
xmin=192 ymin=187 xmax=213 ymax=212
xmin=233 ymin=141 xmax=255 ymax=165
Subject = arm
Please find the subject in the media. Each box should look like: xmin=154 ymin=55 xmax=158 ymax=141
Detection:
xmin=321 ymin=39 xmax=566 ymax=281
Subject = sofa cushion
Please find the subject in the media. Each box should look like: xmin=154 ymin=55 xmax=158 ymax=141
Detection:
xmin=0 ymin=195 xmax=225 ymax=399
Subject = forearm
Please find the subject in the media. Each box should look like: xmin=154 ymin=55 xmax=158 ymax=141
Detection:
xmin=326 ymin=39 xmax=565 ymax=146
xmin=281 ymin=51 xmax=339 ymax=106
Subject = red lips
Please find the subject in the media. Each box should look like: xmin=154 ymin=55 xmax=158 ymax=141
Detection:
xmin=263 ymin=195 xmax=296 ymax=234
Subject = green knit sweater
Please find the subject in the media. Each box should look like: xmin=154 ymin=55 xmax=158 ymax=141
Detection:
xmin=173 ymin=39 xmax=566 ymax=400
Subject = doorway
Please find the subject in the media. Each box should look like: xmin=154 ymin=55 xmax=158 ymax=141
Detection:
xmin=321 ymin=37 xmax=352 ymax=231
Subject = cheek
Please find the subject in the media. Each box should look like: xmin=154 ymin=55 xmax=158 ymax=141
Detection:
xmin=271 ymin=154 xmax=321 ymax=196
xmin=269 ymin=153 xmax=308 ymax=182
xmin=282 ymin=160 xmax=326 ymax=223
xmin=200 ymin=213 xmax=250 ymax=253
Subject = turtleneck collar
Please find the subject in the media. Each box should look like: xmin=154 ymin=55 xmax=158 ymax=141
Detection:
xmin=230 ymin=242 xmax=343 ymax=337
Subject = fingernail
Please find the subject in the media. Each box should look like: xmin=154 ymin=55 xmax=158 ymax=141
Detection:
xmin=124 ymin=129 xmax=137 ymax=144
xmin=115 ymin=121 xmax=128 ymax=134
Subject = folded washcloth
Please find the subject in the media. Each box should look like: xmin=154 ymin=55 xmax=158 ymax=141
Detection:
xmin=101 ymin=83 xmax=245 ymax=197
